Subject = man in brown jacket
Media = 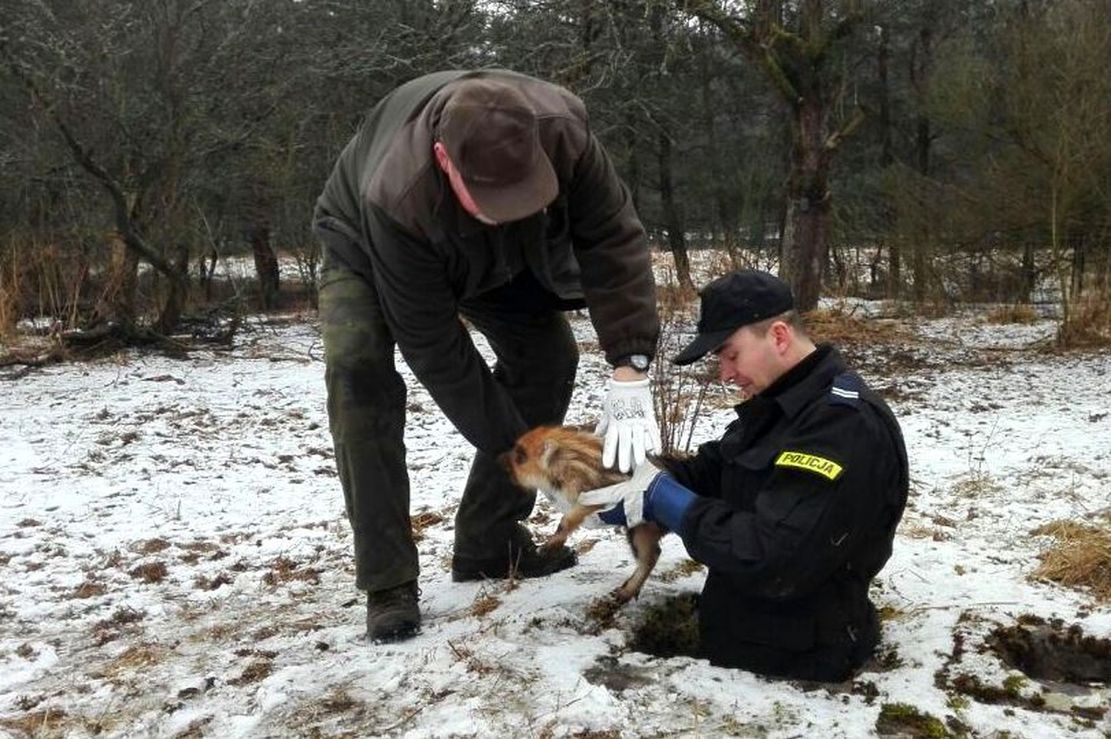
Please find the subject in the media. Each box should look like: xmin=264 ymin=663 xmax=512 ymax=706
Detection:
xmin=312 ymin=70 xmax=660 ymax=642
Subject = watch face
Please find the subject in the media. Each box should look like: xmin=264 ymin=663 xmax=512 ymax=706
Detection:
xmin=630 ymin=354 xmax=649 ymax=370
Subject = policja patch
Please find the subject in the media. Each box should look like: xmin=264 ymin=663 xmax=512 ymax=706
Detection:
xmin=774 ymin=451 xmax=844 ymax=481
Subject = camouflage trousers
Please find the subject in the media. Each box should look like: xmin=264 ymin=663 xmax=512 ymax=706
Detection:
xmin=319 ymin=262 xmax=578 ymax=592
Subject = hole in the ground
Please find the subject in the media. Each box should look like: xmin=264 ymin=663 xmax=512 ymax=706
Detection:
xmin=987 ymin=616 xmax=1111 ymax=684
xmin=627 ymin=592 xmax=701 ymax=659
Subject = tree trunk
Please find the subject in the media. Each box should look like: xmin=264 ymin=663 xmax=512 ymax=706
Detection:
xmin=658 ymin=131 xmax=693 ymax=291
xmin=877 ymin=23 xmax=900 ymax=297
xmin=1021 ymin=241 xmax=1036 ymax=301
xmin=909 ymin=22 xmax=935 ymax=304
xmin=155 ymin=244 xmax=190 ymax=335
xmin=781 ymin=97 xmax=830 ymax=312
xmin=250 ymin=224 xmax=280 ymax=310
xmin=93 ymin=236 xmax=140 ymax=329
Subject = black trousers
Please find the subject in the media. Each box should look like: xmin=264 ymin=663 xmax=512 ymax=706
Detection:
xmin=319 ymin=262 xmax=578 ymax=591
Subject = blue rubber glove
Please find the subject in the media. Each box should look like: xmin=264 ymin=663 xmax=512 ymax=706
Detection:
xmin=579 ymin=461 xmax=698 ymax=531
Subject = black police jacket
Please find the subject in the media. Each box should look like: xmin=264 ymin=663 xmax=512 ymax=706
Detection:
xmin=667 ymin=345 xmax=908 ymax=681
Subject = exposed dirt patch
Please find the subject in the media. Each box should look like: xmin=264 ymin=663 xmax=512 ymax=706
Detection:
xmin=628 ymin=592 xmax=700 ymax=659
xmin=582 ymin=655 xmax=656 ymax=693
xmin=987 ymin=616 xmax=1111 ymax=683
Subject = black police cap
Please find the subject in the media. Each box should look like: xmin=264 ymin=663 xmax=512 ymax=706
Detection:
xmin=673 ymin=270 xmax=795 ymax=366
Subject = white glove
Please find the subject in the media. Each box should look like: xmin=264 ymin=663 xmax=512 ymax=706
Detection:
xmin=595 ymin=378 xmax=662 ymax=473
xmin=579 ymin=460 xmax=663 ymax=529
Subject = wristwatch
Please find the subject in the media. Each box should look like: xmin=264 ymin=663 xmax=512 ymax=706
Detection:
xmin=618 ymin=354 xmax=651 ymax=371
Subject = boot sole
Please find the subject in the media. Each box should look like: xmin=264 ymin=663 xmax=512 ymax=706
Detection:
xmin=367 ymin=623 xmax=421 ymax=644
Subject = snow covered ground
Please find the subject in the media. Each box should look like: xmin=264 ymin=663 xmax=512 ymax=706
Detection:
xmin=1 ymin=297 xmax=1109 ymax=738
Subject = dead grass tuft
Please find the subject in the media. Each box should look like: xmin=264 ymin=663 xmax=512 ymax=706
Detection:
xmin=950 ymin=470 xmax=1003 ymax=498
xmin=194 ymin=572 xmax=234 ymax=591
xmin=656 ymin=558 xmax=705 ymax=583
xmin=1031 ymin=519 xmax=1111 ymax=602
xmin=179 ymin=540 xmax=221 ymax=552
xmin=228 ymin=659 xmax=273 ymax=686
xmin=319 ymin=689 xmax=361 ymax=713
xmin=471 ymin=590 xmax=501 ymax=618
xmin=129 ymin=561 xmax=169 ymax=583
xmin=655 ymin=281 xmax=698 ymax=315
xmin=135 ymin=538 xmax=171 ymax=554
xmin=0 ymin=707 xmax=68 ymax=736
xmin=1057 ymin=296 xmax=1111 ymax=348
xmin=93 ymin=607 xmax=145 ymax=645
xmin=103 ymin=644 xmax=165 ymax=678
xmin=803 ymin=306 xmax=906 ymax=347
xmin=985 ymin=304 xmax=1039 ymax=325
xmin=262 ymin=556 xmax=320 ymax=587
xmin=71 ymin=580 xmax=107 ymax=599
xmin=411 ymin=509 xmax=445 ymax=542
xmin=446 ymin=640 xmax=495 ymax=674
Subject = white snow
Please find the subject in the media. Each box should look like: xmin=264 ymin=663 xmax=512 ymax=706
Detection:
xmin=1 ymin=298 xmax=1109 ymax=737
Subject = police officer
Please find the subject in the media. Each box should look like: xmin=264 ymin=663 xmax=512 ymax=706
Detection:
xmin=582 ymin=270 xmax=908 ymax=681
xmin=313 ymin=70 xmax=661 ymax=642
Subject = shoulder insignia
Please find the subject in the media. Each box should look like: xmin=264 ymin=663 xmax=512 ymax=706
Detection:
xmin=829 ymin=371 xmax=865 ymax=407
xmin=775 ymin=451 xmax=844 ymax=481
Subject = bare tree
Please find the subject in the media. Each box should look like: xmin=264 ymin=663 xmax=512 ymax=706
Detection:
xmin=680 ymin=0 xmax=867 ymax=310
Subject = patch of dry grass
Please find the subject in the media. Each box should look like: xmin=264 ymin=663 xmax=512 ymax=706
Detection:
xmin=410 ymin=509 xmax=445 ymax=542
xmin=0 ymin=707 xmax=69 ymax=737
xmin=102 ymin=643 xmax=166 ymax=679
xmin=470 ymin=591 xmax=501 ymax=618
xmin=1031 ymin=519 xmax=1111 ymax=602
xmin=655 ymin=281 xmax=698 ymax=315
xmin=261 ymin=556 xmax=320 ymax=587
xmin=1057 ymin=296 xmax=1111 ymax=348
xmin=950 ymin=470 xmax=1003 ymax=498
xmin=656 ymin=558 xmax=705 ymax=583
xmin=228 ymin=659 xmax=273 ymax=686
xmin=985 ymin=304 xmax=1039 ymax=325
xmin=803 ymin=305 xmax=907 ymax=347
xmin=129 ymin=561 xmax=168 ymax=583
xmin=135 ymin=538 xmax=171 ymax=554
xmin=70 ymin=580 xmax=107 ymax=599
xmin=92 ymin=606 xmax=146 ymax=645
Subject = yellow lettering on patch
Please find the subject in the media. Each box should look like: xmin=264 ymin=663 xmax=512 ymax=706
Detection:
xmin=774 ymin=451 xmax=844 ymax=481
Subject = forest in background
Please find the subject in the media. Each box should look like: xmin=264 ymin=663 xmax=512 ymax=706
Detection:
xmin=1 ymin=0 xmax=1109 ymax=349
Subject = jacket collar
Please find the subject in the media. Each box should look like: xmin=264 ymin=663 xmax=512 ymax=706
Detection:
xmin=733 ymin=343 xmax=845 ymax=421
